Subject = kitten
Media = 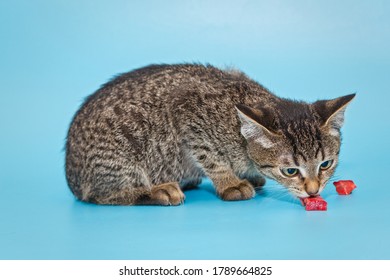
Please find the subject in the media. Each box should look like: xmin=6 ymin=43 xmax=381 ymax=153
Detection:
xmin=65 ymin=64 xmax=355 ymax=205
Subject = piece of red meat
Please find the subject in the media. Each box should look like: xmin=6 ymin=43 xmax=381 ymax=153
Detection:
xmin=333 ymin=180 xmax=357 ymax=195
xmin=300 ymin=196 xmax=327 ymax=211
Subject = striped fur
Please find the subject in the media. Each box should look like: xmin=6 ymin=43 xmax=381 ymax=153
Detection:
xmin=65 ymin=64 xmax=355 ymax=205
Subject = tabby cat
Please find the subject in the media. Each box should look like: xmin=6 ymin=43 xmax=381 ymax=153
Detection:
xmin=65 ymin=64 xmax=355 ymax=205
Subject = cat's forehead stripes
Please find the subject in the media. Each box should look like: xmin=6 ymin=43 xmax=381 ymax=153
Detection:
xmin=282 ymin=118 xmax=324 ymax=162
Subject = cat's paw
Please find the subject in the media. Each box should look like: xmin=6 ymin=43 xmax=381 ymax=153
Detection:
xmin=151 ymin=182 xmax=185 ymax=206
xmin=219 ymin=180 xmax=255 ymax=201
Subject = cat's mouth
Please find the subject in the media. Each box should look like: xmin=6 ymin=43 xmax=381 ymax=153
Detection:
xmin=290 ymin=184 xmax=326 ymax=199
xmin=289 ymin=189 xmax=322 ymax=199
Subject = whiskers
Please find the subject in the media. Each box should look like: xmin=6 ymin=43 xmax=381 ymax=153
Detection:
xmin=329 ymin=172 xmax=342 ymax=183
xmin=322 ymin=172 xmax=342 ymax=189
xmin=261 ymin=182 xmax=300 ymax=205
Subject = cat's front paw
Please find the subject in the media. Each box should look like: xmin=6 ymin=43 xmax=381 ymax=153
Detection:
xmin=151 ymin=182 xmax=185 ymax=206
xmin=219 ymin=180 xmax=255 ymax=201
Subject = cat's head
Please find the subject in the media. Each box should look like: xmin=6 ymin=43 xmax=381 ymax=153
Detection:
xmin=236 ymin=94 xmax=355 ymax=198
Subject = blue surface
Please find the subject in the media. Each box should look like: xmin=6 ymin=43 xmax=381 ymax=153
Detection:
xmin=1 ymin=0 xmax=390 ymax=260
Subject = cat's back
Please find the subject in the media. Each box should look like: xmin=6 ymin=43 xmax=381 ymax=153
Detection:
xmin=80 ymin=63 xmax=264 ymax=109
xmin=68 ymin=63 xmax=275 ymax=144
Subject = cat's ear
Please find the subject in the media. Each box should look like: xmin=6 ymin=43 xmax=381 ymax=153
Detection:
xmin=313 ymin=94 xmax=356 ymax=135
xmin=235 ymin=104 xmax=279 ymax=148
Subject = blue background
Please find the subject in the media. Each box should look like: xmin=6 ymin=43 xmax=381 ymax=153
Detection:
xmin=1 ymin=0 xmax=389 ymax=259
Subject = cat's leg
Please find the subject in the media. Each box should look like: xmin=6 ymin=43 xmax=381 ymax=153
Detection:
xmin=206 ymin=166 xmax=255 ymax=201
xmin=185 ymin=145 xmax=255 ymax=201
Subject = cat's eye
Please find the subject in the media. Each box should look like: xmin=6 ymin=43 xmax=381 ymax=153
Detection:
xmin=320 ymin=160 xmax=333 ymax=171
xmin=281 ymin=168 xmax=299 ymax=177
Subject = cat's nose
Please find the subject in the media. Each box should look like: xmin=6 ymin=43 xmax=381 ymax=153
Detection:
xmin=304 ymin=179 xmax=320 ymax=196
xmin=306 ymin=189 xmax=319 ymax=196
